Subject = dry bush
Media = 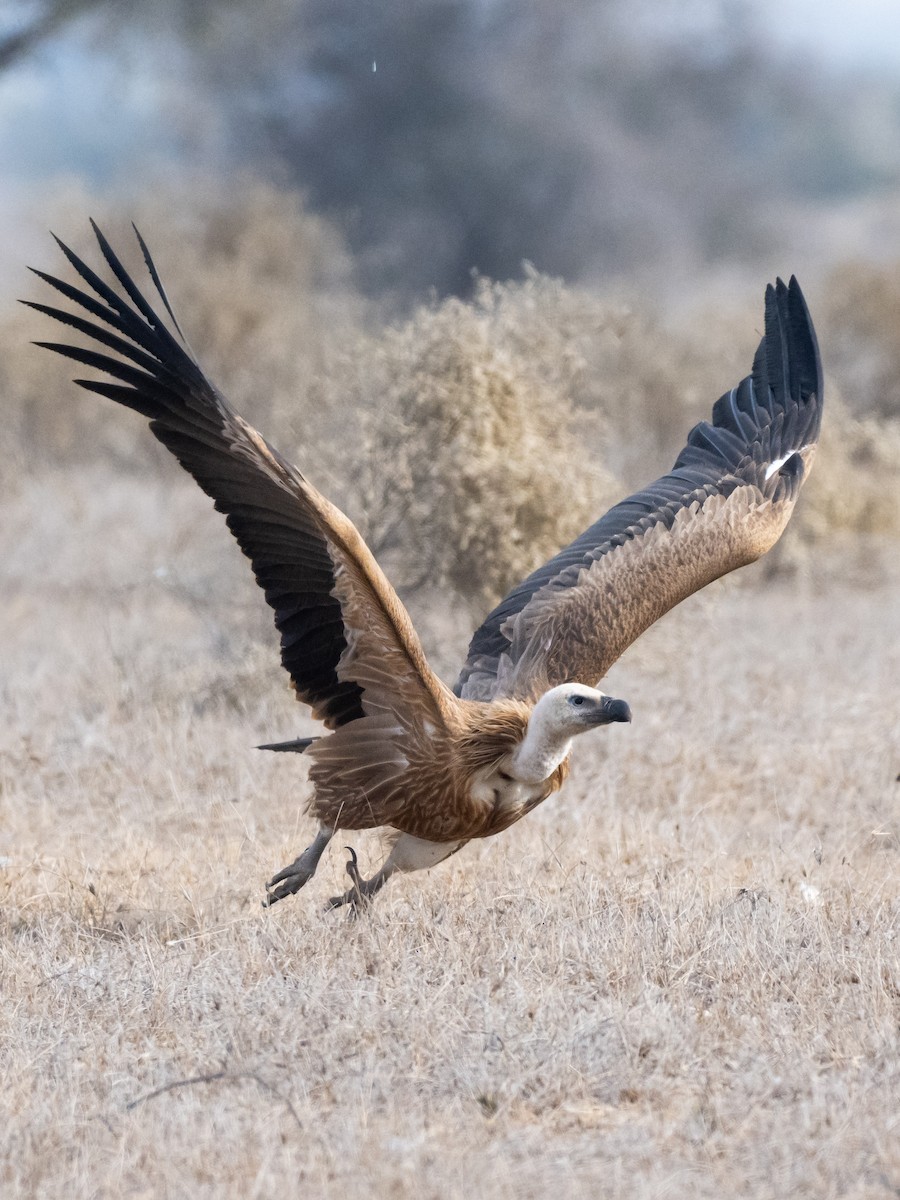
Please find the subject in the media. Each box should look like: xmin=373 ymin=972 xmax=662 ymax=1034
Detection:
xmin=778 ymin=260 xmax=900 ymax=550
xmin=471 ymin=272 xmax=697 ymax=463
xmin=341 ymin=280 xmax=621 ymax=606
xmin=456 ymin=271 xmax=751 ymax=485
xmin=823 ymin=259 xmax=900 ymax=420
xmin=796 ymin=390 xmax=900 ymax=542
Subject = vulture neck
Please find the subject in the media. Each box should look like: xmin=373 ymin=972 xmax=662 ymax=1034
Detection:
xmin=509 ymin=706 xmax=573 ymax=785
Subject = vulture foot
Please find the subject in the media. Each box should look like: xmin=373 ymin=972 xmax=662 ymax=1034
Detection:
xmin=325 ymin=846 xmax=391 ymax=916
xmin=263 ymin=825 xmax=333 ymax=907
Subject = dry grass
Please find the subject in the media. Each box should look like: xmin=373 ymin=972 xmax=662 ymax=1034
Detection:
xmin=2 ymin=462 xmax=899 ymax=1199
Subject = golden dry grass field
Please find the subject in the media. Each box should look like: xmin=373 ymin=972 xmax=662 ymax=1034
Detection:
xmin=2 ymin=463 xmax=899 ymax=1199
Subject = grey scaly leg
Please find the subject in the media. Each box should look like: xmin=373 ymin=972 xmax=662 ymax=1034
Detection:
xmin=264 ymin=825 xmax=334 ymax=906
xmin=325 ymin=846 xmax=396 ymax=916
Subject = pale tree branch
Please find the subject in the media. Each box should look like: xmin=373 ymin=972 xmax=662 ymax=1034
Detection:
xmin=0 ymin=0 xmax=108 ymax=71
xmin=125 ymin=1069 xmax=303 ymax=1130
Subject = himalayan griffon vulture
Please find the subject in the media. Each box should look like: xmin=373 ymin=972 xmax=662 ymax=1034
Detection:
xmin=26 ymin=224 xmax=822 ymax=910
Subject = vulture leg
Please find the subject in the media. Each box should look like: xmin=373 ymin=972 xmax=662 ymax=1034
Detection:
xmin=264 ymin=825 xmax=334 ymax=906
xmin=326 ymin=846 xmax=396 ymax=915
xmin=326 ymin=834 xmax=470 ymax=914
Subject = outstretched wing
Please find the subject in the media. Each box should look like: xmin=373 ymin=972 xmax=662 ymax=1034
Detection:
xmin=455 ymin=277 xmax=823 ymax=702
xmin=27 ymin=223 xmax=455 ymax=759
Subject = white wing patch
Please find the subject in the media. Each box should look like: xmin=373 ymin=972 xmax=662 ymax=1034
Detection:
xmin=764 ymin=442 xmax=814 ymax=482
xmin=764 ymin=452 xmax=794 ymax=481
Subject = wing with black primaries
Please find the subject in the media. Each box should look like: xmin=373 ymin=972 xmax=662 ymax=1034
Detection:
xmin=26 ymin=222 xmax=451 ymax=735
xmin=455 ymin=277 xmax=823 ymax=701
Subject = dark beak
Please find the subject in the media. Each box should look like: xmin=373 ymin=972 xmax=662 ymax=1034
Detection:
xmin=596 ymin=695 xmax=632 ymax=725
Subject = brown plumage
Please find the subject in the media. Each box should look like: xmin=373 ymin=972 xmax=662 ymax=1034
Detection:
xmin=308 ymin=695 xmax=568 ymax=842
xmin=26 ymin=224 xmax=822 ymax=911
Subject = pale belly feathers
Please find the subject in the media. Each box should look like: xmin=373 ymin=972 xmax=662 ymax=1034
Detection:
xmin=383 ymin=767 xmax=548 ymax=875
xmin=468 ymin=765 xmax=548 ymax=817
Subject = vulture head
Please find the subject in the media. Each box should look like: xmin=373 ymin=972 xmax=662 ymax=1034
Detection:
xmin=510 ymin=683 xmax=632 ymax=784
xmin=540 ymin=683 xmax=632 ymax=731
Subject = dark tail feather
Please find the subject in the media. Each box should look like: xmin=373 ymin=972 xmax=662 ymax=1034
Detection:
xmin=257 ymin=736 xmax=320 ymax=754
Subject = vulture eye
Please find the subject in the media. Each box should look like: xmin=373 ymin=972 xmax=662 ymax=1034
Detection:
xmin=569 ymin=695 xmax=586 ymax=706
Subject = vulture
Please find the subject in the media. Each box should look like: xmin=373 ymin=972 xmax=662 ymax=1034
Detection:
xmin=27 ymin=224 xmax=823 ymax=911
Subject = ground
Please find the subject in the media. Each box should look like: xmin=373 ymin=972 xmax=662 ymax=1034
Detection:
xmin=2 ymin=470 xmax=899 ymax=1198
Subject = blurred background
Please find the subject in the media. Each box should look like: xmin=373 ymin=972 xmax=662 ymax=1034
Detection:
xmin=7 ymin=0 xmax=900 ymax=298
xmin=2 ymin=0 xmax=899 ymax=649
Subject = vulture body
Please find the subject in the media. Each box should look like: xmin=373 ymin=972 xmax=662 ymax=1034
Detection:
xmin=28 ymin=225 xmax=822 ymax=910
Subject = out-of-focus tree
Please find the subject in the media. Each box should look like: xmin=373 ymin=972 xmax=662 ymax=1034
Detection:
xmin=5 ymin=0 xmax=900 ymax=298
xmin=0 ymin=0 xmax=103 ymax=69
xmin=211 ymin=0 xmax=900 ymax=291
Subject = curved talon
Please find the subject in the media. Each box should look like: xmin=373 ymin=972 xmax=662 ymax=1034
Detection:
xmin=325 ymin=848 xmax=367 ymax=915
xmin=344 ymin=845 xmax=362 ymax=888
xmin=325 ymin=849 xmax=393 ymax=916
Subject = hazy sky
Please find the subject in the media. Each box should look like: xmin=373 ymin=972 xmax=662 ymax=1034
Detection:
xmin=763 ymin=0 xmax=900 ymax=68
xmin=627 ymin=0 xmax=900 ymax=68
xmin=4 ymin=1 xmax=900 ymax=187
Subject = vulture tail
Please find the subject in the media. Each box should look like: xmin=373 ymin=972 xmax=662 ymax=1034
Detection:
xmin=257 ymin=737 xmax=320 ymax=754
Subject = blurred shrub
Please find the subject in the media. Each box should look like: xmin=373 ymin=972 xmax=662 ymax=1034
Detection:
xmin=341 ymin=282 xmax=620 ymax=606
xmin=784 ymin=258 xmax=900 ymax=547
xmin=822 ymin=260 xmax=900 ymax=420
xmin=796 ymin=392 xmax=900 ymax=541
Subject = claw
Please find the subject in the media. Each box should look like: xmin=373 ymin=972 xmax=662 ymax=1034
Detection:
xmin=262 ymin=828 xmax=334 ymax=908
xmin=267 ymin=860 xmax=299 ymax=888
xmin=344 ymin=845 xmax=362 ymax=888
xmin=325 ymin=847 xmax=367 ymax=916
xmin=262 ymin=856 xmax=313 ymax=907
xmin=263 ymin=877 xmax=297 ymax=907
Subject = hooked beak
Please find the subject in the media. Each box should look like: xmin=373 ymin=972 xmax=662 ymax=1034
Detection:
xmin=595 ymin=695 xmax=632 ymax=725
